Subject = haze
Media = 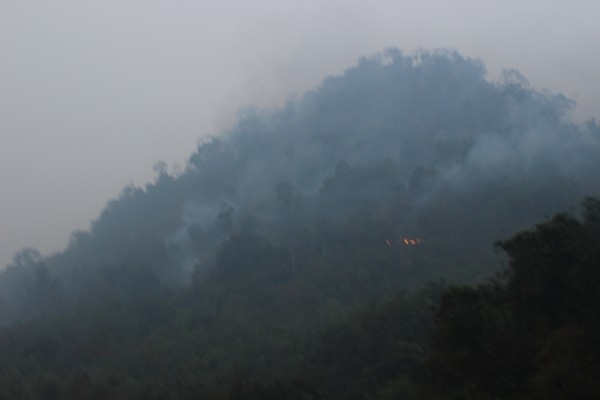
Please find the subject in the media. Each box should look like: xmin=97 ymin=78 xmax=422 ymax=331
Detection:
xmin=1 ymin=0 xmax=599 ymax=267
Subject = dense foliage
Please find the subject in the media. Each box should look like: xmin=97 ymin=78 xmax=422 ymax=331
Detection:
xmin=0 ymin=49 xmax=599 ymax=398
xmin=0 ymin=200 xmax=598 ymax=398
xmin=426 ymin=197 xmax=600 ymax=399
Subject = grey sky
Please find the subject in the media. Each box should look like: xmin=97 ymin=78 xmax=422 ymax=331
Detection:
xmin=1 ymin=0 xmax=599 ymax=267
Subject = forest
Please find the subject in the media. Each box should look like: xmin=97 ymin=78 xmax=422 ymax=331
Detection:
xmin=0 ymin=49 xmax=599 ymax=399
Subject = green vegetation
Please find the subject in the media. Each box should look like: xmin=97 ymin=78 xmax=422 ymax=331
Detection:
xmin=1 ymin=49 xmax=599 ymax=398
xmin=0 ymin=199 xmax=598 ymax=398
xmin=425 ymin=197 xmax=600 ymax=399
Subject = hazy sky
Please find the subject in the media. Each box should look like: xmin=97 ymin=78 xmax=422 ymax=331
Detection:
xmin=1 ymin=0 xmax=599 ymax=267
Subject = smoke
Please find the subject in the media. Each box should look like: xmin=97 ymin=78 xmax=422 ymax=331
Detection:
xmin=2 ymin=48 xmax=599 ymax=324
xmin=150 ymin=47 xmax=600 ymax=284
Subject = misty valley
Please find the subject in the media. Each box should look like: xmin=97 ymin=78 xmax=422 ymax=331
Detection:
xmin=1 ymin=49 xmax=599 ymax=399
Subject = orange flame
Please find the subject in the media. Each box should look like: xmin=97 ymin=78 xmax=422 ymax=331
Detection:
xmin=400 ymin=237 xmax=423 ymax=246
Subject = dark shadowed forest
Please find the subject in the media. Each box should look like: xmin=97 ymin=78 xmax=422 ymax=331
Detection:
xmin=1 ymin=49 xmax=599 ymax=399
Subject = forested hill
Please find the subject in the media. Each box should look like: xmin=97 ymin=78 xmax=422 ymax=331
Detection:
xmin=3 ymin=48 xmax=599 ymax=323
xmin=0 ymin=48 xmax=599 ymax=397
